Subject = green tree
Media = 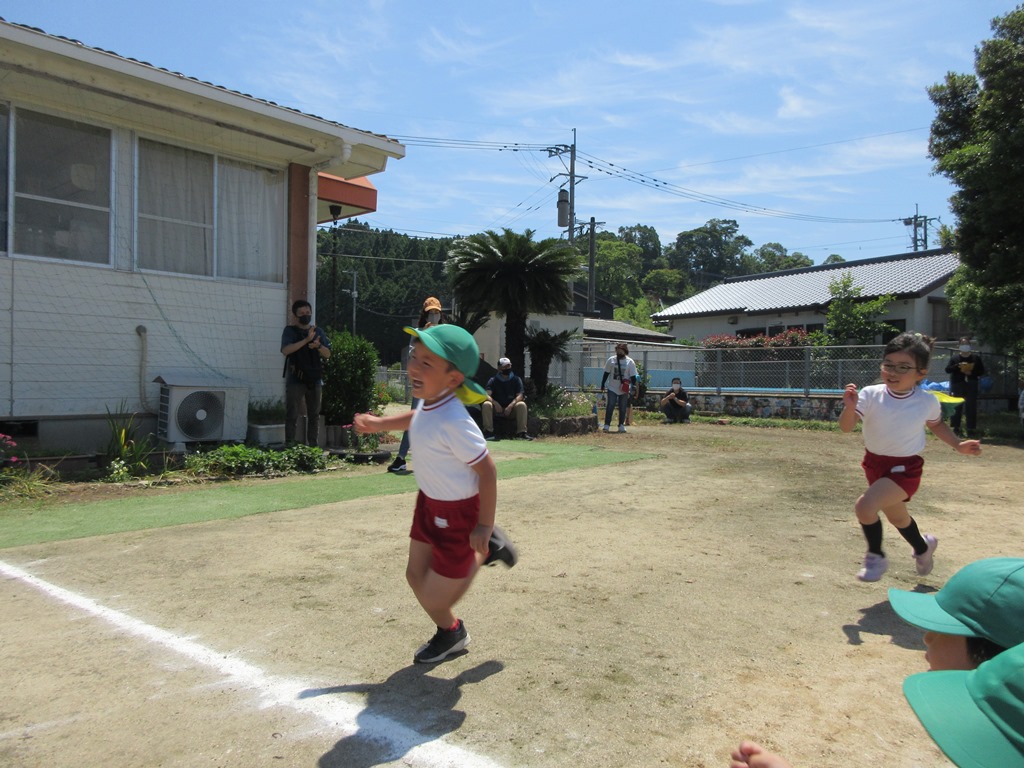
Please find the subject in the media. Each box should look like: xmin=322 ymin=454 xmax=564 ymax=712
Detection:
xmin=823 ymin=272 xmax=897 ymax=344
xmin=614 ymin=297 xmax=661 ymax=332
xmin=665 ymin=219 xmax=753 ymax=287
xmin=525 ymin=327 xmax=577 ymax=394
xmin=618 ymin=224 xmax=664 ymax=272
xmin=447 ymin=229 xmax=582 ymax=375
xmin=641 ymin=268 xmax=685 ymax=303
xmin=595 ymin=239 xmax=644 ymax=306
xmin=822 ymin=254 xmax=846 ymax=265
xmin=750 ymin=242 xmax=813 ymax=273
xmin=927 ymin=6 xmax=1024 ymax=354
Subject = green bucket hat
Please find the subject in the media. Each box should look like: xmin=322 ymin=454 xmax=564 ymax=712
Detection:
xmin=404 ymin=325 xmax=488 ymax=405
xmin=888 ymin=558 xmax=1024 ymax=649
xmin=904 ymin=641 xmax=1024 ymax=767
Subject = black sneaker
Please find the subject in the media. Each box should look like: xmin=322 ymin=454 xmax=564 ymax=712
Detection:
xmin=484 ymin=431 xmax=496 ymax=441
xmin=517 ymin=432 xmax=534 ymax=441
xmin=386 ymin=457 xmax=407 ymax=473
xmin=413 ymin=620 xmax=470 ymax=664
xmin=484 ymin=525 xmax=519 ymax=567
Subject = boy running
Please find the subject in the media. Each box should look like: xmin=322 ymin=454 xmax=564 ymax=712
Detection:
xmin=354 ymin=324 xmax=516 ymax=663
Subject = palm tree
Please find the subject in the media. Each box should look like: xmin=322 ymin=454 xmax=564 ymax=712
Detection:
xmin=447 ymin=229 xmax=581 ymax=375
xmin=525 ymin=327 xmax=577 ymax=394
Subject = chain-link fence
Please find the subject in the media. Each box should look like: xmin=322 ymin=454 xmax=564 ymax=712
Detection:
xmin=552 ymin=338 xmax=1019 ymax=401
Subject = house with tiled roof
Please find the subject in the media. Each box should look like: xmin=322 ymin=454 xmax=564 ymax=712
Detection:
xmin=651 ymin=248 xmax=967 ymax=343
xmin=0 ymin=18 xmax=404 ymax=452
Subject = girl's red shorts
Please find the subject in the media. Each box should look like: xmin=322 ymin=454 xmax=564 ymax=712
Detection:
xmin=861 ymin=451 xmax=924 ymax=502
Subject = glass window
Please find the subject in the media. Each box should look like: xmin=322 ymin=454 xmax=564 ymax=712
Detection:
xmin=138 ymin=139 xmax=213 ymax=275
xmin=0 ymin=104 xmax=7 ymax=251
xmin=217 ymin=158 xmax=285 ymax=282
xmin=13 ymin=110 xmax=111 ymax=263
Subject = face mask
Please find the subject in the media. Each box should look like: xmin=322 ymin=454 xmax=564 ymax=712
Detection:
xmin=426 ymin=311 xmax=441 ymax=325
xmin=499 ymin=371 xmax=511 ymax=380
xmin=298 ymin=315 xmax=311 ymax=325
xmin=959 ymin=345 xmax=972 ymax=353
xmin=672 ymin=384 xmax=680 ymax=392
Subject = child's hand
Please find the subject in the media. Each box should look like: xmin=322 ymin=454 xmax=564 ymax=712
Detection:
xmin=842 ymin=383 xmax=858 ymax=409
xmin=352 ymin=413 xmax=379 ymax=434
xmin=470 ymin=523 xmax=492 ymax=558
xmin=956 ymin=439 xmax=982 ymax=456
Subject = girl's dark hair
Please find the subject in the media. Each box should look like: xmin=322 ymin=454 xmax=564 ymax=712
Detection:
xmin=883 ymin=332 xmax=935 ymax=370
xmin=967 ymin=635 xmax=1007 ymax=666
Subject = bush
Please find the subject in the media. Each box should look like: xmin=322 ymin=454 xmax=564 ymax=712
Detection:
xmin=183 ymin=444 xmax=329 ymax=477
xmin=531 ymin=387 xmax=595 ymax=418
xmin=321 ymin=330 xmax=380 ymax=425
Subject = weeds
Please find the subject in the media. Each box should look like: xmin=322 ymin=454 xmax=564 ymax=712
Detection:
xmin=183 ymin=443 xmax=330 ymax=477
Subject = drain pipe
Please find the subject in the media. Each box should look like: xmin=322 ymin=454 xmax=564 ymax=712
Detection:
xmin=136 ymin=325 xmax=155 ymax=413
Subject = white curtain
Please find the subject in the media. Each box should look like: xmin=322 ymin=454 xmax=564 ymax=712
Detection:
xmin=217 ymin=159 xmax=285 ymax=282
xmin=137 ymin=139 xmax=213 ymax=275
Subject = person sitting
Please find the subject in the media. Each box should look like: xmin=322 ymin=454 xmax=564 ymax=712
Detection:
xmin=482 ymin=357 xmax=533 ymax=440
xmin=660 ymin=377 xmax=692 ymax=423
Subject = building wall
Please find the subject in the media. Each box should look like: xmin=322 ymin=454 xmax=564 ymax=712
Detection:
xmin=2 ymin=257 xmax=286 ymax=453
xmin=666 ymin=291 xmax=952 ymax=343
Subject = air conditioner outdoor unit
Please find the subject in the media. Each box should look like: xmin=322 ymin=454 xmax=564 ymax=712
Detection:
xmin=157 ymin=383 xmax=248 ymax=444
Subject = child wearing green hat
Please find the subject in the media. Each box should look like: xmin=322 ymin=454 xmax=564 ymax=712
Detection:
xmin=354 ymin=324 xmax=517 ymax=664
xmin=730 ymin=557 xmax=1024 ymax=767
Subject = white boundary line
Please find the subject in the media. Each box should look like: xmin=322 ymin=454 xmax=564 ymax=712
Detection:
xmin=0 ymin=559 xmax=504 ymax=768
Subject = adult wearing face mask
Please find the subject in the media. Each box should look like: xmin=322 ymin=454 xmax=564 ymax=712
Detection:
xmin=388 ymin=297 xmax=447 ymax=473
xmin=600 ymin=343 xmax=638 ymax=433
xmin=482 ymin=357 xmax=533 ymax=441
xmin=660 ymin=377 xmax=692 ymax=423
xmin=281 ymin=299 xmax=331 ymax=446
xmin=945 ymin=336 xmax=986 ymax=438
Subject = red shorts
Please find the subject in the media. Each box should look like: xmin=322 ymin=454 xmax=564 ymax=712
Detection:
xmin=410 ymin=491 xmax=480 ymax=579
xmin=861 ymin=451 xmax=925 ymax=502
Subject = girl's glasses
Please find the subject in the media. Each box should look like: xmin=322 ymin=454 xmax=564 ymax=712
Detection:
xmin=881 ymin=362 xmax=916 ymax=374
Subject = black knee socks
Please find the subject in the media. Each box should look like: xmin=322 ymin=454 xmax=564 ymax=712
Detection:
xmin=861 ymin=520 xmax=884 ymax=556
xmin=897 ymin=518 xmax=928 ymax=555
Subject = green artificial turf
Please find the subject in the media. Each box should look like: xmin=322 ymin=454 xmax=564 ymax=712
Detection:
xmin=0 ymin=441 xmax=654 ymax=549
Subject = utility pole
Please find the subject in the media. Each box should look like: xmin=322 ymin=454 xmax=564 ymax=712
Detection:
xmin=903 ymin=205 xmax=939 ymax=251
xmin=341 ymin=269 xmax=358 ymax=335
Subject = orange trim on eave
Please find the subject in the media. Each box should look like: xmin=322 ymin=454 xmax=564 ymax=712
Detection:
xmin=317 ymin=173 xmax=377 ymax=213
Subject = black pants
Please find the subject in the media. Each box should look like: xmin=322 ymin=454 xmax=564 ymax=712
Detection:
xmin=950 ymin=383 xmax=979 ymax=434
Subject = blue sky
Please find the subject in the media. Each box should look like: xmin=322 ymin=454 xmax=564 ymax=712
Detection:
xmin=3 ymin=0 xmax=1013 ymax=263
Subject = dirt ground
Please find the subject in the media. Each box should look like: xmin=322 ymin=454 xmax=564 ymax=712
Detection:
xmin=1 ymin=423 xmax=1022 ymax=768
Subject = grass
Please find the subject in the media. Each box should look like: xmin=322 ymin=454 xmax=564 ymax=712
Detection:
xmin=0 ymin=440 xmax=655 ymax=549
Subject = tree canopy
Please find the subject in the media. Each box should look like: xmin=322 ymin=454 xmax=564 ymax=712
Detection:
xmin=446 ymin=228 xmax=581 ymax=375
xmin=928 ymin=5 xmax=1024 ymax=354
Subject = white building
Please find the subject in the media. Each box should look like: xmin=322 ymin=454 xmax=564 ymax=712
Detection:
xmin=0 ymin=20 xmax=404 ymax=452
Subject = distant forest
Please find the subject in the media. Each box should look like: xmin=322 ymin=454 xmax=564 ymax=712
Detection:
xmin=315 ymin=218 xmax=846 ymax=365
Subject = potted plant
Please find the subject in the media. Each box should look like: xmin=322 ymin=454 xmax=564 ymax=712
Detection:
xmin=247 ymin=398 xmax=287 ymax=446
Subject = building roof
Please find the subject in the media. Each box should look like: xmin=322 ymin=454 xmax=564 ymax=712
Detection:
xmin=0 ymin=18 xmax=405 ymax=180
xmin=652 ymin=249 xmax=958 ymax=320
xmin=583 ymin=318 xmax=675 ymax=343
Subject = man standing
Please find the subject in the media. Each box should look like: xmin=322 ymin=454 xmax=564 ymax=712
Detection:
xmin=281 ymin=300 xmax=331 ymax=446
xmin=660 ymin=377 xmax=692 ymax=423
xmin=945 ymin=336 xmax=986 ymax=438
xmin=482 ymin=357 xmax=533 ymax=440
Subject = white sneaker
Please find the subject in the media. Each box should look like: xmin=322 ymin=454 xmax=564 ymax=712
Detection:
xmin=914 ymin=534 xmax=938 ymax=576
xmin=602 ymin=424 xmax=610 ymax=432
xmin=618 ymin=425 xmax=627 ymax=433
xmin=856 ymin=552 xmax=889 ymax=582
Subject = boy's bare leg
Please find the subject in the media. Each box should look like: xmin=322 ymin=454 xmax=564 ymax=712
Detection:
xmin=406 ymin=540 xmax=483 ymax=627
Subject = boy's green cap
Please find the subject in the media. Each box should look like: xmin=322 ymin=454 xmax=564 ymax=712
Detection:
xmin=904 ymin=641 xmax=1024 ymax=767
xmin=888 ymin=558 xmax=1024 ymax=649
xmin=404 ymin=325 xmax=488 ymax=405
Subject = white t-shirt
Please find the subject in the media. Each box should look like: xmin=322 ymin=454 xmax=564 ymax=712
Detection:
xmin=604 ymin=354 xmax=638 ymax=394
xmin=409 ymin=393 xmax=489 ymax=501
xmin=855 ymin=384 xmax=941 ymax=457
